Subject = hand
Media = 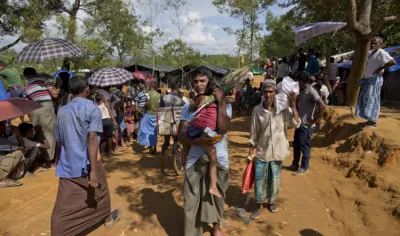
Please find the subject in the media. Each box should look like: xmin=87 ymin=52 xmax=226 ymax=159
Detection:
xmin=89 ymin=170 xmax=98 ymax=188
xmin=34 ymin=125 xmax=43 ymax=133
xmin=373 ymin=67 xmax=384 ymax=76
xmin=197 ymin=134 xmax=219 ymax=146
xmin=303 ymin=121 xmax=315 ymax=127
xmin=289 ymin=91 xmax=298 ymax=107
xmin=212 ymin=84 xmax=225 ymax=103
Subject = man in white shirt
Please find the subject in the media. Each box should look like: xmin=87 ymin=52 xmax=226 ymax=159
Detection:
xmin=356 ymin=36 xmax=397 ymax=128
xmin=328 ymin=57 xmax=338 ymax=87
xmin=248 ymin=79 xmax=300 ymax=218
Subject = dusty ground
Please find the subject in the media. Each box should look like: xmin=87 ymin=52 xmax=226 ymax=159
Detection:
xmin=1 ymin=106 xmax=400 ymax=236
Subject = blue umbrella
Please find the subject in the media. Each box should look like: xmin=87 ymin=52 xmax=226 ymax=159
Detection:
xmin=53 ymin=70 xmax=74 ymax=79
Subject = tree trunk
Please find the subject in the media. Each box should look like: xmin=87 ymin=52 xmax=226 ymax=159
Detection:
xmin=66 ymin=0 xmax=80 ymax=42
xmin=345 ymin=35 xmax=370 ymax=110
xmin=0 ymin=36 xmax=22 ymax=52
xmin=249 ymin=12 xmax=255 ymax=62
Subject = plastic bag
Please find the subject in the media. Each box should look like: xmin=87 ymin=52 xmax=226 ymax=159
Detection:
xmin=241 ymin=161 xmax=255 ymax=194
xmin=276 ymin=76 xmax=299 ymax=114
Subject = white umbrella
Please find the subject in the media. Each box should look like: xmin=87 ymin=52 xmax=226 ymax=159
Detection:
xmin=293 ymin=22 xmax=347 ymax=46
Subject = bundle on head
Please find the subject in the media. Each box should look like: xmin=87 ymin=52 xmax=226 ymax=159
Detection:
xmin=193 ymin=65 xmax=252 ymax=116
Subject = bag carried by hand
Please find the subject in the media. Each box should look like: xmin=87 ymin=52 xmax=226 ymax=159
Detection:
xmin=241 ymin=161 xmax=255 ymax=194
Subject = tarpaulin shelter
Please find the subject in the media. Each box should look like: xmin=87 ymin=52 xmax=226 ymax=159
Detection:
xmin=165 ymin=65 xmax=231 ymax=89
xmin=124 ymin=64 xmax=174 ymax=87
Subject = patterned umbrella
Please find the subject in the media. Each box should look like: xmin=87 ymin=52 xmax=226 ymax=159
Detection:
xmin=17 ymin=38 xmax=84 ymax=63
xmin=0 ymin=98 xmax=42 ymax=121
xmin=88 ymin=67 xmax=133 ymax=87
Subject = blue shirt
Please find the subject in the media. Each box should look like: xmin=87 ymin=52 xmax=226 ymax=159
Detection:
xmin=306 ymin=55 xmax=320 ymax=75
xmin=180 ymin=103 xmax=232 ymax=169
xmin=56 ymin=98 xmax=103 ymax=178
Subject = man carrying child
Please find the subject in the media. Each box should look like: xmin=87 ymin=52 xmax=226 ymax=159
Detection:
xmin=178 ymin=67 xmax=231 ymax=236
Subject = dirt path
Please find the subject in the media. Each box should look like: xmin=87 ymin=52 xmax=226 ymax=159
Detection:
xmin=0 ymin=109 xmax=399 ymax=236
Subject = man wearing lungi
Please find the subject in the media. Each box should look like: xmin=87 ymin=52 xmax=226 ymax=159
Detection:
xmin=178 ymin=68 xmax=231 ymax=236
xmin=248 ymin=79 xmax=300 ymax=219
xmin=356 ymin=36 xmax=397 ymax=128
xmin=51 ymin=76 xmax=120 ymax=236
xmin=138 ymin=80 xmax=160 ymax=153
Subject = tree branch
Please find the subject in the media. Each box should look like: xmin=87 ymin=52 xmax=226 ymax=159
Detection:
xmin=0 ymin=36 xmax=22 ymax=52
xmin=347 ymin=0 xmax=360 ymax=32
xmin=370 ymin=15 xmax=399 ymax=37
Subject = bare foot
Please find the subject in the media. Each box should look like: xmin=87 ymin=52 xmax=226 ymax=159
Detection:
xmin=214 ymin=229 xmax=224 ymax=236
xmin=209 ymin=187 xmax=223 ymax=199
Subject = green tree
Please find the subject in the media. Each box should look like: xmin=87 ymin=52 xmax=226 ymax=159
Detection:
xmin=0 ymin=0 xmax=61 ymax=52
xmin=213 ymin=0 xmax=275 ymax=61
xmin=85 ymin=0 xmax=145 ymax=66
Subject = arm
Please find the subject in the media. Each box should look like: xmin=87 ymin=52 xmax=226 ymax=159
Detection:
xmin=87 ymin=131 xmax=98 ymax=188
xmin=247 ymin=108 xmax=259 ymax=162
xmin=34 ymin=125 xmax=50 ymax=149
xmin=177 ymin=105 xmax=218 ymax=147
xmin=310 ymin=99 xmax=326 ymax=126
xmin=47 ymin=77 xmax=62 ymax=99
xmin=287 ymin=92 xmax=301 ymax=128
xmin=374 ymin=59 xmax=397 ymax=76
xmin=213 ymin=85 xmax=231 ymax=135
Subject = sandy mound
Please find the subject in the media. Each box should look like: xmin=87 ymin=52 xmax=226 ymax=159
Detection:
xmin=313 ymin=107 xmax=400 ymax=220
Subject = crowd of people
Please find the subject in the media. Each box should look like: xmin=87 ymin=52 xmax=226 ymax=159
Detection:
xmin=0 ymin=35 xmax=396 ymax=236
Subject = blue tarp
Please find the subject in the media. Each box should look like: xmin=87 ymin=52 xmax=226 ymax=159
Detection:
xmin=336 ymin=46 xmax=400 ymax=72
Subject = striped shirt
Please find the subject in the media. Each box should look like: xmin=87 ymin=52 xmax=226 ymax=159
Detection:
xmin=134 ymin=90 xmax=147 ymax=108
xmin=24 ymin=78 xmax=54 ymax=103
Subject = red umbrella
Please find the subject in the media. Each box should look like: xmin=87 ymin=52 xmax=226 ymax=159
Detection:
xmin=0 ymin=98 xmax=42 ymax=121
xmin=132 ymin=71 xmax=157 ymax=83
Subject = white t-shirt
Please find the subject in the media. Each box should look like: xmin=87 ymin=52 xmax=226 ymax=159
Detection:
xmin=364 ymin=49 xmax=394 ymax=78
xmin=320 ymin=85 xmax=330 ymax=104
xmin=98 ymin=103 xmax=111 ymax=119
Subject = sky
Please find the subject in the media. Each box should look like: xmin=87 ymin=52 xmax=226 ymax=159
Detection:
xmin=0 ymin=0 xmax=292 ymax=55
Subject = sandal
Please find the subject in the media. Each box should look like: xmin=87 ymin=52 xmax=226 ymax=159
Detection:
xmin=0 ymin=178 xmax=23 ymax=188
xmin=104 ymin=209 xmax=122 ymax=228
xmin=250 ymin=210 xmax=261 ymax=220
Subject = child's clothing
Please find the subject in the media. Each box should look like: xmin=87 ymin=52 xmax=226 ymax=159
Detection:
xmin=187 ymin=102 xmax=218 ymax=139
xmin=125 ymin=106 xmax=135 ymax=136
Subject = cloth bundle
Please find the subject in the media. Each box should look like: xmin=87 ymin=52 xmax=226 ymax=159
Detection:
xmin=275 ymin=77 xmax=299 ymax=114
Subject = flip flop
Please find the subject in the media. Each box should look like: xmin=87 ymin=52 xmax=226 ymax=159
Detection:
xmin=250 ymin=210 xmax=261 ymax=220
xmin=234 ymin=207 xmax=252 ymax=224
xmin=0 ymin=179 xmax=23 ymax=188
xmin=104 ymin=209 xmax=122 ymax=228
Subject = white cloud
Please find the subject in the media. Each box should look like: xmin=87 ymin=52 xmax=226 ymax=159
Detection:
xmin=181 ymin=12 xmax=216 ymax=46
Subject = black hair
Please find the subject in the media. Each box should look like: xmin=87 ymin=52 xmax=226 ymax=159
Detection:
xmin=282 ymin=57 xmax=288 ymax=63
xmin=190 ymin=67 xmax=215 ymax=95
xmin=308 ymin=48 xmax=315 ymax=54
xmin=58 ymin=72 xmax=71 ymax=93
xmin=298 ymin=48 xmax=304 ymax=52
xmin=69 ymin=75 xmax=88 ymax=95
xmin=156 ymin=89 xmax=162 ymax=94
xmin=0 ymin=61 xmax=6 ymax=67
xmin=295 ymin=71 xmax=311 ymax=84
xmin=19 ymin=123 xmax=33 ymax=136
xmin=138 ymin=79 xmax=145 ymax=85
xmin=330 ymin=57 xmax=335 ymax=63
xmin=149 ymin=80 xmax=157 ymax=89
xmin=23 ymin=67 xmax=38 ymax=79
xmin=95 ymin=93 xmax=103 ymax=103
